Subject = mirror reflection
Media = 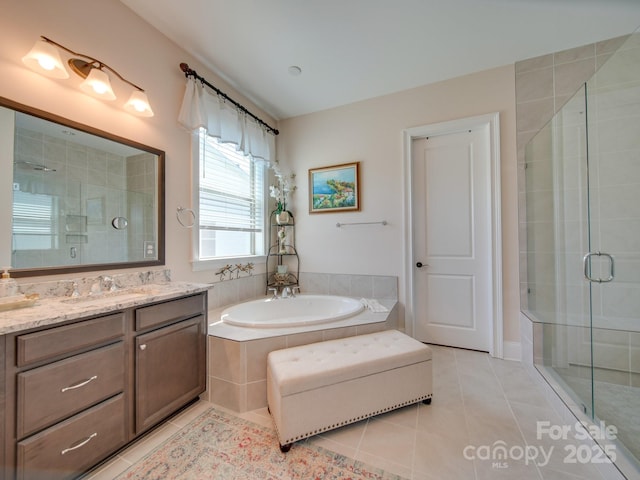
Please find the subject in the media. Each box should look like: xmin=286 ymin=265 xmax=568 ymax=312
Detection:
xmin=1 ymin=98 xmax=165 ymax=277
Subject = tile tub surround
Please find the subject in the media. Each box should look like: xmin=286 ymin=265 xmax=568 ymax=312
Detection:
xmin=207 ymin=299 xmax=398 ymax=412
xmin=0 ymin=269 xmax=210 ymax=334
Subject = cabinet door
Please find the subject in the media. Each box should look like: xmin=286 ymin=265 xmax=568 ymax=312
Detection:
xmin=135 ymin=315 xmax=205 ymax=434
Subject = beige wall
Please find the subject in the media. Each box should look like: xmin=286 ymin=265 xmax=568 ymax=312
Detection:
xmin=0 ymin=0 xmax=557 ymax=347
xmin=278 ymin=66 xmax=520 ymax=343
xmin=0 ymin=0 xmax=276 ymax=285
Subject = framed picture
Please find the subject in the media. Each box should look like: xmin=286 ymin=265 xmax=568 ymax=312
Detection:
xmin=309 ymin=162 xmax=360 ymax=213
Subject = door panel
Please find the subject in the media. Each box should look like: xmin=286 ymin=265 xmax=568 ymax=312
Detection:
xmin=413 ymin=127 xmax=492 ymax=351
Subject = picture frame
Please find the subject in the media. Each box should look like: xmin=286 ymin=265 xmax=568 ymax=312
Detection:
xmin=309 ymin=161 xmax=360 ymax=213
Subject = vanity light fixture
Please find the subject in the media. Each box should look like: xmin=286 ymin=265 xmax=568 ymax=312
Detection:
xmin=22 ymin=36 xmax=154 ymax=117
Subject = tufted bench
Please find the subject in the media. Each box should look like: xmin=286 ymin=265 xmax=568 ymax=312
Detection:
xmin=267 ymin=329 xmax=432 ymax=451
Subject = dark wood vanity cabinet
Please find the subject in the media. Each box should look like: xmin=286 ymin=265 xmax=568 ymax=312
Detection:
xmin=1 ymin=291 xmax=207 ymax=480
xmin=134 ymin=294 xmax=206 ymax=434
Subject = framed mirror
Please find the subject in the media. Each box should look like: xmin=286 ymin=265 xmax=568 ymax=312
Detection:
xmin=0 ymin=97 xmax=165 ymax=277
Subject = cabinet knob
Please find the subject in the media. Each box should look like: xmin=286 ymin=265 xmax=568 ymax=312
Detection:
xmin=140 ymin=344 xmax=147 ymax=350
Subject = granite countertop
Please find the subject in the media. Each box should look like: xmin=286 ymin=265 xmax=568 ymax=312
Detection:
xmin=0 ymin=281 xmax=210 ymax=335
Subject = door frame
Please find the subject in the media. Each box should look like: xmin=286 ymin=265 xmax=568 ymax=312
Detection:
xmin=402 ymin=112 xmax=504 ymax=358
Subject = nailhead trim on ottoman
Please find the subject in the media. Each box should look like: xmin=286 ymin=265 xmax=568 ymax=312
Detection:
xmin=267 ymin=329 xmax=433 ymax=451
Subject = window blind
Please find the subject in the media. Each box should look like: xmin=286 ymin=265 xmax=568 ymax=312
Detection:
xmin=199 ymin=131 xmax=264 ymax=235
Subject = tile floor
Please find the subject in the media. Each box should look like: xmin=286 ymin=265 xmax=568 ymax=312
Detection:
xmin=86 ymin=345 xmax=630 ymax=480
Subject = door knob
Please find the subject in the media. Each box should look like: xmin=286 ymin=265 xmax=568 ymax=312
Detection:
xmin=416 ymin=262 xmax=428 ymax=268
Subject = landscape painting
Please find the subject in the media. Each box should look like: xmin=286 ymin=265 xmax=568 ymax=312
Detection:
xmin=309 ymin=162 xmax=360 ymax=213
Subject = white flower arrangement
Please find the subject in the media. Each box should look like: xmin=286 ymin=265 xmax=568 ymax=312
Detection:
xmin=270 ymin=161 xmax=296 ymax=213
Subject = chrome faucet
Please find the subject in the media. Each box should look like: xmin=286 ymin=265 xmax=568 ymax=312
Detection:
xmin=268 ymin=287 xmax=279 ymax=300
xmin=281 ymin=286 xmax=292 ymax=299
xmin=102 ymin=276 xmax=117 ymax=292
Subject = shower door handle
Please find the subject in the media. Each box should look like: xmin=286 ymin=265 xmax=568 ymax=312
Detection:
xmin=583 ymin=252 xmax=615 ymax=283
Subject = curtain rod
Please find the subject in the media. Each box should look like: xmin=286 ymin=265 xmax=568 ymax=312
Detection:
xmin=179 ymin=62 xmax=279 ymax=136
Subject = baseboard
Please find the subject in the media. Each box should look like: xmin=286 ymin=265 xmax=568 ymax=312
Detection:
xmin=503 ymin=341 xmax=522 ymax=362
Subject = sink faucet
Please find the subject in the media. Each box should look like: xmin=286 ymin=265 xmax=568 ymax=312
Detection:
xmin=100 ymin=276 xmax=117 ymax=293
xmin=281 ymin=286 xmax=292 ymax=299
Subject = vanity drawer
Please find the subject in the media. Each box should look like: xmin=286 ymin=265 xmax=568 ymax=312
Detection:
xmin=16 ymin=393 xmax=126 ymax=480
xmin=16 ymin=313 xmax=125 ymax=367
xmin=17 ymin=342 xmax=125 ymax=439
xmin=135 ymin=293 xmax=205 ymax=331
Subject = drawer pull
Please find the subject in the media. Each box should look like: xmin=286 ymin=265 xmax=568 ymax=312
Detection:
xmin=61 ymin=432 xmax=97 ymax=455
xmin=61 ymin=375 xmax=98 ymax=393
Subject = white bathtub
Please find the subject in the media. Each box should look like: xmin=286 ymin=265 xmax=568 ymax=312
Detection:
xmin=220 ymin=294 xmax=364 ymax=328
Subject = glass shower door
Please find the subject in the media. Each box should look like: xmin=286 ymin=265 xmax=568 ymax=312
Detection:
xmin=583 ymin=30 xmax=640 ymax=469
xmin=526 ymin=28 xmax=640 ymax=477
xmin=525 ymin=82 xmax=595 ymax=416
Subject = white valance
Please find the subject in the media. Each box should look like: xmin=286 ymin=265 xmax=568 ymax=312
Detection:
xmin=178 ymin=77 xmax=275 ymax=163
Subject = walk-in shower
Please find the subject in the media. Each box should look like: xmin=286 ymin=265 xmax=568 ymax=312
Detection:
xmin=523 ymin=29 xmax=640 ymax=478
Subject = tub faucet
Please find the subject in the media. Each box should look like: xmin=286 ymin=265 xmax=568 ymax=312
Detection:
xmin=281 ymin=286 xmax=292 ymax=299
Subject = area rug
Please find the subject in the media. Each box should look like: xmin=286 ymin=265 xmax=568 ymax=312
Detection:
xmin=115 ymin=407 xmax=408 ymax=480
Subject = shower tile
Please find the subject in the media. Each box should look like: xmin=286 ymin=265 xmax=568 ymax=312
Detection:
xmin=516 ymin=66 xmax=554 ymax=104
xmin=554 ymin=58 xmax=596 ymax=97
xmin=554 ymin=43 xmax=595 ymax=65
xmin=516 ymin=97 xmax=555 ymax=133
xmin=515 ymin=53 xmax=553 ymax=74
xmin=596 ymin=34 xmax=632 ymax=55
xmin=629 ymin=336 xmax=640 ymax=374
xmin=592 ymin=367 xmax=629 ymax=386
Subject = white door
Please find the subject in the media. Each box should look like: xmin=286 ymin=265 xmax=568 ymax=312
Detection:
xmin=412 ymin=127 xmax=493 ymax=351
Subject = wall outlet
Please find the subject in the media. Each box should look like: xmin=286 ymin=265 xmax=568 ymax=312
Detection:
xmin=144 ymin=241 xmax=155 ymax=258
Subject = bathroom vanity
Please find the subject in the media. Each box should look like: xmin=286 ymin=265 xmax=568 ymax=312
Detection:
xmin=0 ymin=283 xmax=208 ymax=480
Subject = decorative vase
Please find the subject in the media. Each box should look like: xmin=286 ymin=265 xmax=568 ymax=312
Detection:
xmin=276 ymin=210 xmax=290 ymax=225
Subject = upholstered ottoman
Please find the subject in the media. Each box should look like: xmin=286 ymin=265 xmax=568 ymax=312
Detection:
xmin=267 ymin=329 xmax=432 ymax=451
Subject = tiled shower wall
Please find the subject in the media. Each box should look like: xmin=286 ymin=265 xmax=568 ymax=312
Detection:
xmin=12 ymin=127 xmax=156 ymax=268
xmin=515 ymin=35 xmax=630 ymax=363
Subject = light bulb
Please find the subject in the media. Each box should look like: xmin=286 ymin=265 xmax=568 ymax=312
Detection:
xmin=79 ymin=68 xmax=116 ymax=101
xmin=124 ymin=90 xmax=154 ymax=117
xmin=22 ymin=38 xmax=69 ymax=79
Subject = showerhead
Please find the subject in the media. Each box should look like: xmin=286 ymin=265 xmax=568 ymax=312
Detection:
xmin=14 ymin=160 xmax=56 ymax=172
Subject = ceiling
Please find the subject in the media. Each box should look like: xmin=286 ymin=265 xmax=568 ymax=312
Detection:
xmin=122 ymin=0 xmax=640 ymax=120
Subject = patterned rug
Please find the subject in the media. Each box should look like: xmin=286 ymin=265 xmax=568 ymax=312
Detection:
xmin=115 ymin=407 xmax=408 ymax=479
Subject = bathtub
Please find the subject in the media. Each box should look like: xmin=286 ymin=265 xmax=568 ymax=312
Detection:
xmin=220 ymin=294 xmax=364 ymax=328
xmin=207 ymin=294 xmax=397 ymax=412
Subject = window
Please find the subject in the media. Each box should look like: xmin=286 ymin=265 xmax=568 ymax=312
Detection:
xmin=194 ymin=129 xmax=265 ymax=262
xmin=12 ymin=190 xmax=59 ymax=250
